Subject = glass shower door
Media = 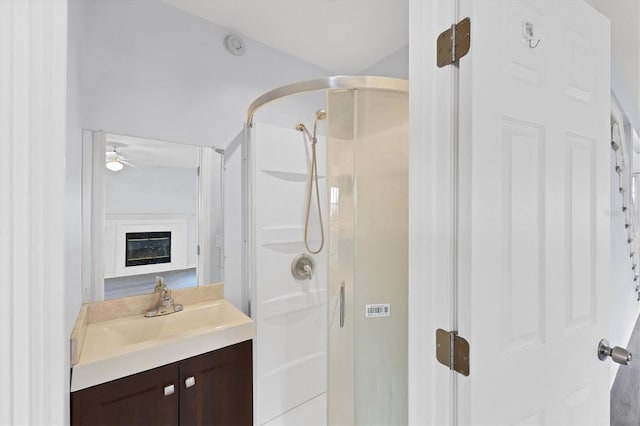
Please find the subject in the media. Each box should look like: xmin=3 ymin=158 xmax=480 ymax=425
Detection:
xmin=327 ymin=88 xmax=409 ymax=425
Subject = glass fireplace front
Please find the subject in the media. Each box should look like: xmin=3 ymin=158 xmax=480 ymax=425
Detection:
xmin=125 ymin=231 xmax=171 ymax=267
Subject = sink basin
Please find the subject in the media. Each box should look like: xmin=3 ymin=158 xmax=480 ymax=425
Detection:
xmin=84 ymin=299 xmax=249 ymax=349
xmin=71 ymin=299 xmax=253 ymax=392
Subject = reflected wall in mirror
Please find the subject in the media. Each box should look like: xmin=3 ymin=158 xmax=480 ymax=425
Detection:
xmin=82 ymin=131 xmax=224 ymax=301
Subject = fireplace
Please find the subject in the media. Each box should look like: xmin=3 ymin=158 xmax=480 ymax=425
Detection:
xmin=105 ymin=213 xmax=190 ymax=278
xmin=125 ymin=231 xmax=172 ymax=267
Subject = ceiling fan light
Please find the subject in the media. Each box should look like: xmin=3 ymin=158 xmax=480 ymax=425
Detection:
xmin=106 ymin=159 xmax=124 ymax=172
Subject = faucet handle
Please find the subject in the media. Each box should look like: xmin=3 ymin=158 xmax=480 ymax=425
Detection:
xmin=154 ymin=276 xmax=167 ymax=293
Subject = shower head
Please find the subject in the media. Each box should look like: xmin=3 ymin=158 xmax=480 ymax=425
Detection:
xmin=311 ymin=109 xmax=327 ymax=142
xmin=296 ymin=122 xmax=313 ymax=140
xmin=296 ymin=109 xmax=327 ymax=144
xmin=315 ymin=109 xmax=327 ymax=121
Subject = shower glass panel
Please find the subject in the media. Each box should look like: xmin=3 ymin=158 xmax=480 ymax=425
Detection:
xmin=246 ymin=77 xmax=408 ymax=426
xmin=327 ymin=88 xmax=409 ymax=425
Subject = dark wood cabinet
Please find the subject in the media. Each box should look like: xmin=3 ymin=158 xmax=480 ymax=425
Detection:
xmin=71 ymin=363 xmax=179 ymax=426
xmin=179 ymin=341 xmax=253 ymax=425
xmin=72 ymin=340 xmax=252 ymax=426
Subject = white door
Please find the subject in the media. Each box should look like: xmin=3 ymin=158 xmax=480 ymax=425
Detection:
xmin=457 ymin=1 xmax=611 ymax=424
xmin=408 ymin=0 xmax=611 ymax=424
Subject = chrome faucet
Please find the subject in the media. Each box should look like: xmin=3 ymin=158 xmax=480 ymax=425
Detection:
xmin=145 ymin=277 xmax=183 ymax=317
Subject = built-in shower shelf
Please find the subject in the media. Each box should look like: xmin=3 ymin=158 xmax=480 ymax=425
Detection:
xmin=260 ymin=351 xmax=326 ymax=379
xmin=260 ymin=241 xmax=323 ymax=253
xmin=258 ymin=289 xmax=327 ymax=319
xmin=258 ymin=226 xmax=322 ymax=252
xmin=260 ymin=170 xmax=325 ymax=182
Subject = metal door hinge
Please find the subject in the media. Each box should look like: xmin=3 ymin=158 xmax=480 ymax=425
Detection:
xmin=436 ymin=328 xmax=470 ymax=376
xmin=437 ymin=17 xmax=471 ymax=68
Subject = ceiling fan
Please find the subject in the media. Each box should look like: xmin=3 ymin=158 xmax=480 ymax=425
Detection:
xmin=105 ymin=147 xmax=134 ymax=172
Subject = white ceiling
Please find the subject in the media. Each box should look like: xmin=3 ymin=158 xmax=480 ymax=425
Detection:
xmin=161 ymin=0 xmax=409 ymax=74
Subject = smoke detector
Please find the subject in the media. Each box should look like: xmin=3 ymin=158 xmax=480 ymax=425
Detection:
xmin=224 ymin=34 xmax=245 ymax=56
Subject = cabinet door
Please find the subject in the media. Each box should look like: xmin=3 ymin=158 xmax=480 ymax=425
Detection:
xmin=72 ymin=363 xmax=179 ymax=426
xmin=179 ymin=340 xmax=253 ymax=426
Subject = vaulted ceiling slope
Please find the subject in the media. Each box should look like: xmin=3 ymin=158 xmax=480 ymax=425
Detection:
xmin=161 ymin=0 xmax=409 ymax=74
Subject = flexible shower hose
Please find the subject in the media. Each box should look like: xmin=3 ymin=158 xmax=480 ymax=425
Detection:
xmin=304 ymin=136 xmax=325 ymax=254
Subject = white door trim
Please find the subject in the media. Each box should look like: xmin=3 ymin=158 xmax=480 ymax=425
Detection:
xmin=408 ymin=1 xmax=457 ymax=424
xmin=0 ymin=0 xmax=68 ymax=424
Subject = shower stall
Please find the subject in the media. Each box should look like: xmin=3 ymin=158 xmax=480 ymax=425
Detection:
xmin=245 ymin=76 xmax=408 ymax=425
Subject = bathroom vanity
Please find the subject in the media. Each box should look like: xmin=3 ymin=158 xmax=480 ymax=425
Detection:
xmin=69 ymin=284 xmax=253 ymax=426
xmin=72 ymin=340 xmax=252 ymax=426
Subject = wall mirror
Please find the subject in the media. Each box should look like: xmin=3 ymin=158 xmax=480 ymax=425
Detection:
xmin=82 ymin=130 xmax=224 ymax=301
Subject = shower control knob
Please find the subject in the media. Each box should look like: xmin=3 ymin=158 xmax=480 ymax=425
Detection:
xmin=291 ymin=253 xmax=315 ymax=280
xmin=303 ymin=264 xmax=313 ymax=280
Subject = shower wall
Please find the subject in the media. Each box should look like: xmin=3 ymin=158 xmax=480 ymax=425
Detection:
xmin=250 ymin=122 xmax=328 ymax=425
xmin=327 ymin=89 xmax=409 ymax=425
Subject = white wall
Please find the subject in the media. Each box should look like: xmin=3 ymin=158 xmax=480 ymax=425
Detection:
xmin=105 ymin=167 xmax=197 ymax=214
xmin=609 ymin=106 xmax=640 ymax=383
xmin=610 ymin=148 xmax=638 ymax=381
xmin=105 ymin=166 xmax=199 ymax=267
xmin=585 ymin=0 xmax=640 ymax=387
xmin=79 ymin=0 xmax=332 ymax=146
xmin=68 ymin=0 xmax=334 ymax=313
xmin=591 ymin=1 xmax=640 ymax=134
xmin=360 ymin=45 xmax=409 ymax=79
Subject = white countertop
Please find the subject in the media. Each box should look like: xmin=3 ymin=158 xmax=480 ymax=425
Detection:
xmin=71 ymin=299 xmax=254 ymax=392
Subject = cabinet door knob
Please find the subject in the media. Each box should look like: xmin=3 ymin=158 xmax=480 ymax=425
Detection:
xmin=163 ymin=384 xmax=175 ymax=396
xmin=185 ymin=376 xmax=196 ymax=388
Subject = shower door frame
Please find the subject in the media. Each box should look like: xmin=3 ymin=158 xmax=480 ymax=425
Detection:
xmin=246 ymin=76 xmax=408 ymax=127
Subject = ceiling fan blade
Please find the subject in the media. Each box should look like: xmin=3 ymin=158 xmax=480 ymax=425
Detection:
xmin=120 ymin=159 xmax=136 ymax=168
